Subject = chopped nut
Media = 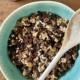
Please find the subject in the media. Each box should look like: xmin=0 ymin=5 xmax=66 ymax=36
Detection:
xmin=16 ymin=37 xmax=18 ymax=39
xmin=40 ymin=32 xmax=47 ymax=40
xmin=26 ymin=44 xmax=32 ymax=48
xmin=47 ymin=46 xmax=57 ymax=53
xmin=38 ymin=62 xmax=42 ymax=66
xmin=51 ymin=20 xmax=57 ymax=26
xmin=50 ymin=74 xmax=58 ymax=79
xmin=34 ymin=57 xmax=39 ymax=62
xmin=61 ymin=58 xmax=67 ymax=63
xmin=32 ymin=31 xmax=38 ymax=37
xmin=11 ymin=34 xmax=15 ymax=37
xmin=22 ymin=17 xmax=29 ymax=22
xmin=18 ymin=34 xmax=22 ymax=40
xmin=72 ymin=52 xmax=78 ymax=60
xmin=60 ymin=26 xmax=66 ymax=32
xmin=19 ymin=52 xmax=26 ymax=59
xmin=38 ymin=65 xmax=45 ymax=72
xmin=21 ymin=18 xmax=30 ymax=26
xmin=54 ymin=37 xmax=59 ymax=42
xmin=36 ymin=20 xmax=40 ymax=25
xmin=23 ymin=69 xmax=27 ymax=76
xmin=16 ymin=49 xmax=19 ymax=53
xmin=30 ymin=18 xmax=36 ymax=23
xmin=46 ymin=25 xmax=52 ymax=31
xmin=11 ymin=39 xmax=14 ymax=43
xmin=32 ymin=72 xmax=37 ymax=79
xmin=27 ymin=62 xmax=33 ymax=68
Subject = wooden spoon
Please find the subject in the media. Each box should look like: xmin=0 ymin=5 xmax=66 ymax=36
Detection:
xmin=39 ymin=9 xmax=80 ymax=80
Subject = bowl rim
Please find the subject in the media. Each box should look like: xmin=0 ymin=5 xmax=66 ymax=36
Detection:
xmin=0 ymin=1 xmax=75 ymax=80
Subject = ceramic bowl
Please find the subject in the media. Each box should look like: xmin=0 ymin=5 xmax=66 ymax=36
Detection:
xmin=0 ymin=1 xmax=80 ymax=80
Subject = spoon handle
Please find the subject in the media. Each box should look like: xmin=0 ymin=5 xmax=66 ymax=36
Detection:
xmin=38 ymin=51 xmax=63 ymax=80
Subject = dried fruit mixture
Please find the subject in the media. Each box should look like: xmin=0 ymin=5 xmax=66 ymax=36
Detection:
xmin=8 ymin=11 xmax=78 ymax=80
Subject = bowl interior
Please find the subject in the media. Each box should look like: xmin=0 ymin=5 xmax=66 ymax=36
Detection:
xmin=0 ymin=1 xmax=80 ymax=80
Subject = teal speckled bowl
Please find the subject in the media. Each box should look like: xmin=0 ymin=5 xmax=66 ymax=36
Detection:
xmin=0 ymin=1 xmax=80 ymax=80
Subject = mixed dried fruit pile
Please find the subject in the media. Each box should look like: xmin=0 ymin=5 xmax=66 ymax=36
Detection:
xmin=8 ymin=11 xmax=78 ymax=80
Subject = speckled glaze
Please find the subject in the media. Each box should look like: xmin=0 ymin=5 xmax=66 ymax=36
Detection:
xmin=0 ymin=1 xmax=80 ymax=80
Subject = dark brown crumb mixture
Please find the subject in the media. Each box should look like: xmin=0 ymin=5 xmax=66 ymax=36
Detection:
xmin=8 ymin=11 xmax=78 ymax=80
